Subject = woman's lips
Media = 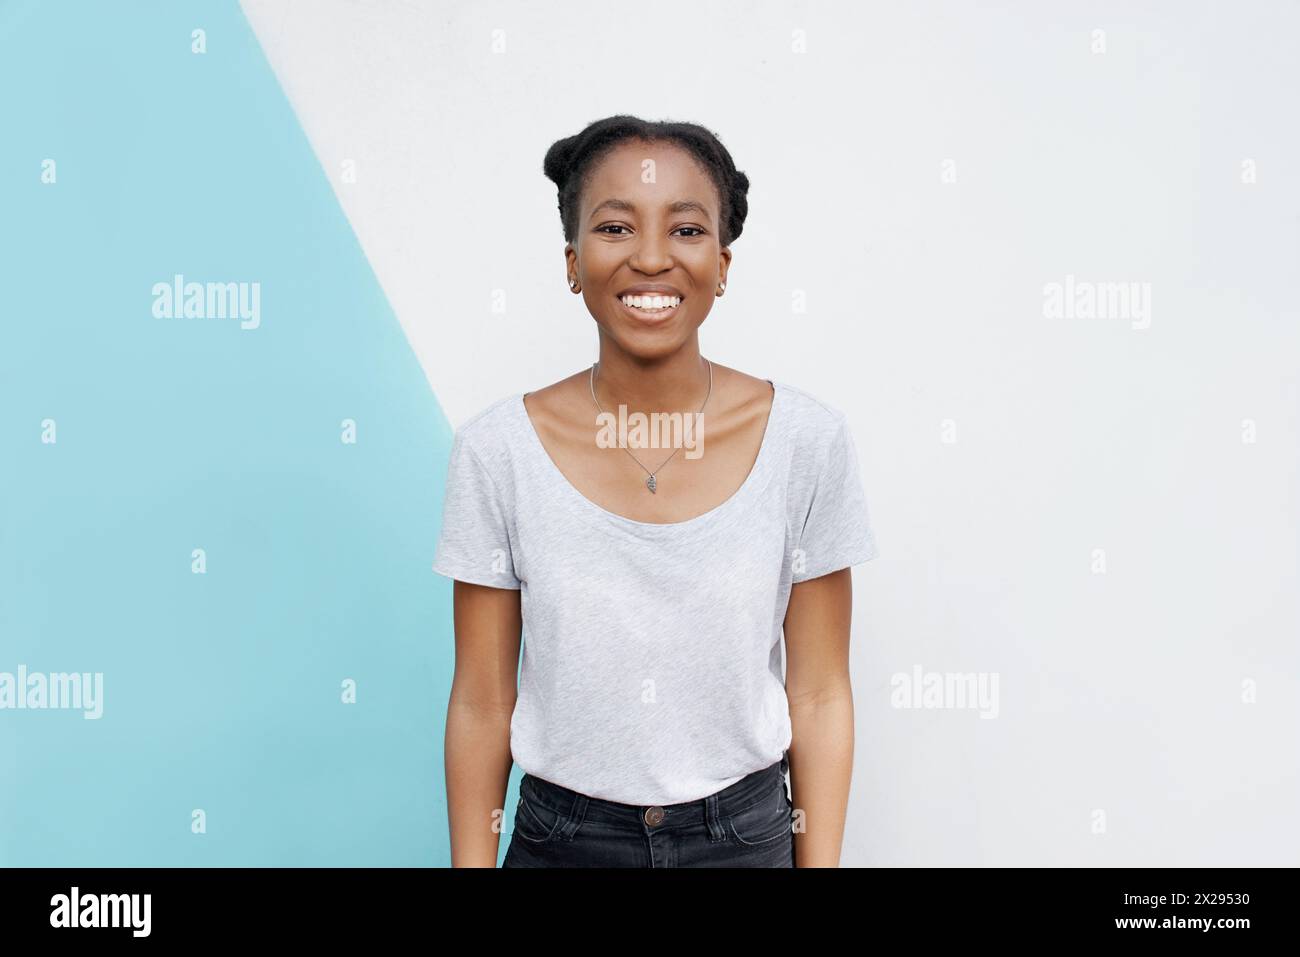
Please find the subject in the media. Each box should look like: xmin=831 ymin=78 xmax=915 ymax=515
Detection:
xmin=616 ymin=296 xmax=683 ymax=324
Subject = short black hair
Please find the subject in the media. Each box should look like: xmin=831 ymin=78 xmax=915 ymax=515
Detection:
xmin=543 ymin=114 xmax=751 ymax=247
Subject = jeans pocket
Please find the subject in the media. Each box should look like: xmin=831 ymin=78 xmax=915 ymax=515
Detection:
xmin=513 ymin=789 xmax=563 ymax=844
xmin=725 ymin=783 xmax=793 ymax=847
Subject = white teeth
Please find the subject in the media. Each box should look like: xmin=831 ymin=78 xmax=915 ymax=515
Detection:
xmin=621 ymin=294 xmax=681 ymax=310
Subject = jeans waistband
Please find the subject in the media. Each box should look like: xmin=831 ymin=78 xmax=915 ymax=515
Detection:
xmin=521 ymin=752 xmax=790 ymax=832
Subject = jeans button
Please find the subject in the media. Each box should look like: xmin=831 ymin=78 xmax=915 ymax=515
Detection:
xmin=644 ymin=806 xmax=665 ymax=826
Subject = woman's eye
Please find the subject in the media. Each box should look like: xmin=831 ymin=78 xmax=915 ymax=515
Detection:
xmin=595 ymin=224 xmax=705 ymax=237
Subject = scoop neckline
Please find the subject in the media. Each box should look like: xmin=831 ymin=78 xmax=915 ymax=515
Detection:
xmin=515 ymin=379 xmax=783 ymax=534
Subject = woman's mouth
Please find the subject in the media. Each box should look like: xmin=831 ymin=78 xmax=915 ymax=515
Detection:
xmin=617 ymin=293 xmax=683 ymax=324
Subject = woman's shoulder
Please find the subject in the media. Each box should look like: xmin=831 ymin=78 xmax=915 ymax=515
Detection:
xmin=774 ymin=379 xmax=849 ymax=426
xmin=710 ymin=363 xmax=843 ymax=434
xmin=449 ymin=391 xmax=527 ymax=463
xmin=767 ymin=379 xmax=862 ymax=495
xmin=772 ymin=379 xmax=851 ymax=449
xmin=450 ymin=372 xmax=585 ymax=469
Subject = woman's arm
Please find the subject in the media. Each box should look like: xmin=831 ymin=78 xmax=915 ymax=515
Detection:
xmin=445 ymin=579 xmax=522 ymax=867
xmin=783 ymin=566 xmax=856 ymax=867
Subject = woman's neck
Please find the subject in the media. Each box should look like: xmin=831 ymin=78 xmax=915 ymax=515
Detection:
xmin=590 ymin=348 xmax=712 ymax=413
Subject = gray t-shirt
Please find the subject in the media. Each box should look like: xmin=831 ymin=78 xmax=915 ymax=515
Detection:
xmin=432 ymin=379 xmax=879 ymax=805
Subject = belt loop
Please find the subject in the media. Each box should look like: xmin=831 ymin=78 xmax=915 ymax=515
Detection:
xmin=705 ymin=792 xmax=727 ymax=843
xmin=558 ymin=791 xmax=588 ymax=842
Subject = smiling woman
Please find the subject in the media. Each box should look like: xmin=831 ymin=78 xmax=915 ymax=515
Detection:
xmin=545 ymin=116 xmax=749 ymax=351
xmin=436 ymin=114 xmax=879 ymax=869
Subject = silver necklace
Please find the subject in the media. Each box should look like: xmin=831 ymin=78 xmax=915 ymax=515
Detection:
xmin=589 ymin=359 xmax=712 ymax=494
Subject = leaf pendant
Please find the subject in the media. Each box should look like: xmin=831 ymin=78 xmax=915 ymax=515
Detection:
xmin=646 ymin=474 xmax=657 ymax=494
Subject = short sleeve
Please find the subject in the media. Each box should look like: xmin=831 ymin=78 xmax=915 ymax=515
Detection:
xmin=791 ymin=414 xmax=879 ymax=583
xmin=432 ymin=429 xmax=522 ymax=589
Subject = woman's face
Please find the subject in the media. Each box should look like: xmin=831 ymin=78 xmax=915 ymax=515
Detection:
xmin=567 ymin=139 xmax=730 ymax=357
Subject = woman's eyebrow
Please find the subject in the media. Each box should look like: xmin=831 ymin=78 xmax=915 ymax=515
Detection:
xmin=589 ymin=198 xmax=712 ymax=220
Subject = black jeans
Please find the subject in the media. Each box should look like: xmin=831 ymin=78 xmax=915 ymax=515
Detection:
xmin=502 ymin=753 xmax=795 ymax=868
